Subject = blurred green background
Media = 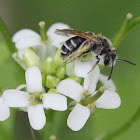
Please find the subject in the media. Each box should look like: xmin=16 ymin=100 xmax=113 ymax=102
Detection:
xmin=0 ymin=0 xmax=140 ymax=140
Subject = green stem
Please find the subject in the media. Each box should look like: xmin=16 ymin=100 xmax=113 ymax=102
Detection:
xmin=111 ymin=13 xmax=140 ymax=49
xmin=0 ymin=16 xmax=25 ymax=84
xmin=0 ymin=16 xmax=17 ymax=53
xmin=111 ymin=13 xmax=132 ymax=49
xmin=103 ymin=106 xmax=140 ymax=140
xmin=15 ymin=110 xmax=42 ymax=140
xmin=128 ymin=17 xmax=140 ymax=31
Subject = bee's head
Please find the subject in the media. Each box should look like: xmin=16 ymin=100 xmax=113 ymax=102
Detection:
xmin=104 ymin=50 xmax=117 ymax=80
xmin=104 ymin=50 xmax=117 ymax=67
xmin=104 ymin=49 xmax=136 ymax=80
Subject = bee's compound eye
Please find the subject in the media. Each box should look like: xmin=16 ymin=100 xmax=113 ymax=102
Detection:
xmin=104 ymin=55 xmax=110 ymax=66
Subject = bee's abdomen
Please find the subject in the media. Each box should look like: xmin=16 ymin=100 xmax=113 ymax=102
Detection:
xmin=61 ymin=36 xmax=86 ymax=58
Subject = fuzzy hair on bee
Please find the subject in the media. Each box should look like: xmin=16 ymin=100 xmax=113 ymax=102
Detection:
xmin=55 ymin=29 xmax=136 ymax=80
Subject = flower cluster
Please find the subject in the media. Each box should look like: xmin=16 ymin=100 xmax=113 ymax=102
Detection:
xmin=0 ymin=22 xmax=121 ymax=131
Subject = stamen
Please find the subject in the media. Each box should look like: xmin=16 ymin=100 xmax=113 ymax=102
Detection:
xmin=28 ymin=95 xmax=35 ymax=101
xmin=34 ymin=91 xmax=39 ymax=97
xmin=32 ymin=102 xmax=37 ymax=106
xmin=88 ymin=103 xmax=96 ymax=109
xmin=82 ymin=90 xmax=88 ymax=96
xmin=40 ymin=95 xmax=43 ymax=100
xmin=81 ymin=86 xmax=105 ymax=106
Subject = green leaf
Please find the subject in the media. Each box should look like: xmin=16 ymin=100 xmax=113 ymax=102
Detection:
xmin=0 ymin=16 xmax=16 ymax=54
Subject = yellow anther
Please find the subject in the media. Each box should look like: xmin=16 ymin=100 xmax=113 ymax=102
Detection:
xmin=88 ymin=104 xmax=96 ymax=109
xmin=82 ymin=90 xmax=88 ymax=96
xmin=34 ymin=91 xmax=39 ymax=97
xmin=32 ymin=102 xmax=37 ymax=106
xmin=88 ymin=104 xmax=91 ymax=109
xmin=28 ymin=95 xmax=35 ymax=101
xmin=42 ymin=40 xmax=48 ymax=44
xmin=91 ymin=104 xmax=96 ymax=107
xmin=40 ymin=95 xmax=43 ymax=100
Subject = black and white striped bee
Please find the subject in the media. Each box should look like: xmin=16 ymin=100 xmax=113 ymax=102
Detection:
xmin=55 ymin=29 xmax=136 ymax=80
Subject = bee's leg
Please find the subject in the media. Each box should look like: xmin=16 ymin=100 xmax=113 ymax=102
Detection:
xmin=65 ymin=41 xmax=90 ymax=64
xmin=87 ymin=56 xmax=100 ymax=74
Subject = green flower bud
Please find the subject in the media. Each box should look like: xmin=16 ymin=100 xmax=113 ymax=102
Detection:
xmin=41 ymin=72 xmax=46 ymax=87
xmin=67 ymin=76 xmax=83 ymax=84
xmin=23 ymin=48 xmax=42 ymax=69
xmin=46 ymin=75 xmax=60 ymax=88
xmin=54 ymin=49 xmax=63 ymax=69
xmin=56 ymin=67 xmax=65 ymax=79
xmin=42 ymin=56 xmax=55 ymax=76
xmin=48 ymin=88 xmax=60 ymax=94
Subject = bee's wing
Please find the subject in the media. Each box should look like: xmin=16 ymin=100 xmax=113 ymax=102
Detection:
xmin=55 ymin=29 xmax=100 ymax=43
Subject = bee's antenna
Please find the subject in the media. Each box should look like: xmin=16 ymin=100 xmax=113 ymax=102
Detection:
xmin=108 ymin=63 xmax=114 ymax=80
xmin=116 ymin=58 xmax=136 ymax=65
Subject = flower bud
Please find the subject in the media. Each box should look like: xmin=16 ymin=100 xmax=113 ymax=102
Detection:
xmin=56 ymin=67 xmax=65 ymax=80
xmin=42 ymin=56 xmax=55 ymax=76
xmin=41 ymin=72 xmax=46 ymax=87
xmin=48 ymin=88 xmax=60 ymax=94
xmin=54 ymin=49 xmax=63 ymax=69
xmin=67 ymin=76 xmax=83 ymax=84
xmin=46 ymin=75 xmax=60 ymax=88
xmin=23 ymin=48 xmax=42 ymax=69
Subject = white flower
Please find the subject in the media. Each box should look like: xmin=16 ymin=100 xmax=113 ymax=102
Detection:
xmin=74 ymin=60 xmax=116 ymax=92
xmin=47 ymin=23 xmax=70 ymax=48
xmin=2 ymin=66 xmax=67 ymax=130
xmin=0 ymin=97 xmax=10 ymax=121
xmin=99 ymin=73 xmax=116 ymax=91
xmin=12 ymin=23 xmax=70 ymax=62
xmin=12 ymin=29 xmax=42 ymax=59
xmin=57 ymin=71 xmax=121 ymax=131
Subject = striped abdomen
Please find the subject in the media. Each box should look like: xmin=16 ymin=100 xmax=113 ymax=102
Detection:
xmin=61 ymin=36 xmax=86 ymax=58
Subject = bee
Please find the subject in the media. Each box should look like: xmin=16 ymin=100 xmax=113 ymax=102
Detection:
xmin=55 ymin=29 xmax=136 ymax=80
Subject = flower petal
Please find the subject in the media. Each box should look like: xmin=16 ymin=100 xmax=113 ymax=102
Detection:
xmin=74 ymin=61 xmax=92 ymax=78
xmin=99 ymin=74 xmax=116 ymax=91
xmin=84 ymin=65 xmax=100 ymax=93
xmin=15 ymin=37 xmax=41 ymax=50
xmin=0 ymin=97 xmax=10 ymax=121
xmin=12 ymin=29 xmax=40 ymax=43
xmin=27 ymin=104 xmax=46 ymax=130
xmin=25 ymin=66 xmax=42 ymax=93
xmin=16 ymin=84 xmax=27 ymax=90
xmin=57 ymin=79 xmax=84 ymax=102
xmin=94 ymin=90 xmax=121 ymax=109
xmin=2 ymin=89 xmax=30 ymax=107
xmin=17 ymin=49 xmax=26 ymax=59
xmin=42 ymin=94 xmax=67 ymax=111
xmin=47 ymin=23 xmax=70 ymax=48
xmin=12 ymin=52 xmax=26 ymax=70
xmin=67 ymin=103 xmax=90 ymax=131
